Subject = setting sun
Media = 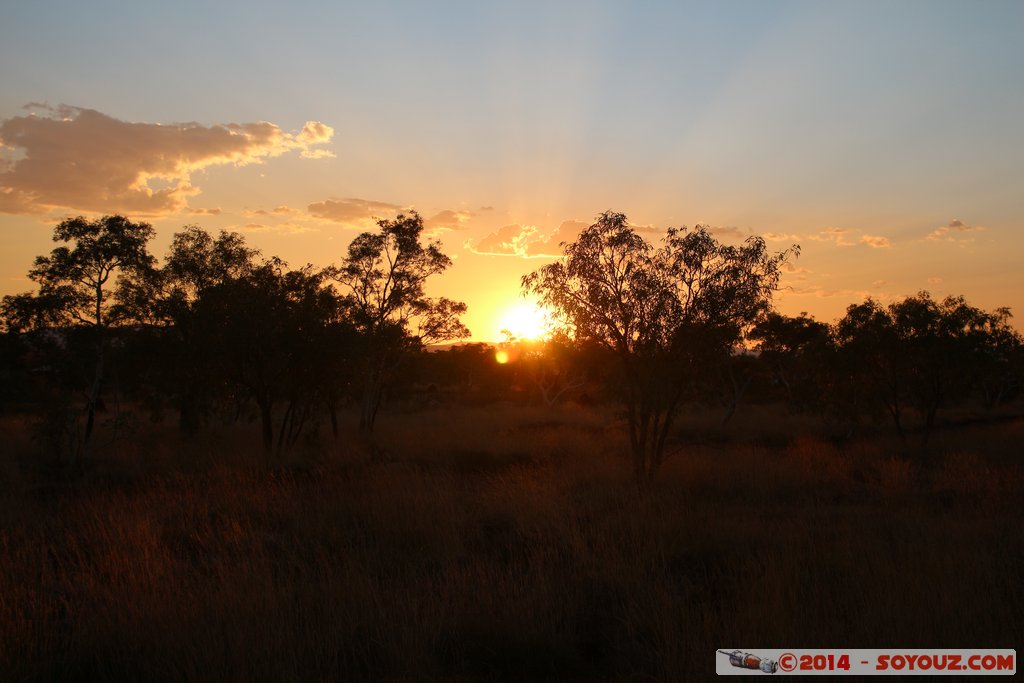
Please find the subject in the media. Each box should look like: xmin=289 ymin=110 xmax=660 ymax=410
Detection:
xmin=496 ymin=301 xmax=550 ymax=341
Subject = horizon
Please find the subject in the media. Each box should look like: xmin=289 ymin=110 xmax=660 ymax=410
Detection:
xmin=2 ymin=1 xmax=1022 ymax=339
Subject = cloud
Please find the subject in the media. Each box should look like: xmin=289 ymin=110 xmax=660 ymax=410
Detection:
xmin=807 ymin=227 xmax=893 ymax=249
xmin=243 ymin=205 xmax=300 ymax=218
xmin=763 ymin=232 xmax=801 ymax=242
xmin=788 ymin=285 xmax=872 ymax=300
xmin=469 ymin=219 xmax=590 ymax=257
xmin=780 ymin=261 xmax=812 ymax=279
xmin=306 ymin=197 xmax=403 ymax=224
xmin=927 ymin=276 xmax=943 ymax=285
xmin=234 ymin=221 xmax=317 ymax=235
xmin=860 ymin=234 xmax=891 ymax=248
xmin=706 ymin=225 xmax=748 ymax=241
xmin=808 ymin=227 xmax=855 ymax=246
xmin=467 ymin=223 xmax=538 ymax=256
xmin=525 ymin=220 xmax=589 ymax=256
xmin=188 ymin=207 xmax=222 ymax=216
xmin=424 ymin=209 xmax=474 ymax=231
xmin=299 ymin=149 xmax=336 ymax=160
xmin=296 ymin=121 xmax=333 ymax=146
xmin=927 ymin=218 xmax=985 ymax=242
xmin=0 ymin=104 xmax=334 ymax=215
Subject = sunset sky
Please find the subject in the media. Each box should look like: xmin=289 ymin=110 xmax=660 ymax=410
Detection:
xmin=2 ymin=1 xmax=1022 ymax=340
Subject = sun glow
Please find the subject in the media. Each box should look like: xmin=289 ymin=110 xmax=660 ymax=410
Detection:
xmin=496 ymin=301 xmax=549 ymax=341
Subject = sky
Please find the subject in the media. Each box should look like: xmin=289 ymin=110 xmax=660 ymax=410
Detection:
xmin=2 ymin=1 xmax=1022 ymax=340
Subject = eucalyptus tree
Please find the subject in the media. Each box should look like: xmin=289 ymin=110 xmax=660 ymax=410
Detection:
xmin=119 ymin=226 xmax=261 ymax=433
xmin=835 ymin=292 xmax=1021 ymax=445
xmin=0 ymin=215 xmax=155 ymax=459
xmin=523 ymin=210 xmax=795 ymax=490
xmin=750 ymin=311 xmax=833 ymax=410
xmin=332 ymin=212 xmax=468 ymax=436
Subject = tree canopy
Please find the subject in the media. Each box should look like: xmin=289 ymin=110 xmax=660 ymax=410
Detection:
xmin=524 ymin=210 xmax=796 ymax=489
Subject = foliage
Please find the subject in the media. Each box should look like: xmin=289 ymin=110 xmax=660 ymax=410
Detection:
xmin=750 ymin=311 xmax=834 ymax=411
xmin=832 ymin=292 xmax=1022 ymax=445
xmin=332 ymin=212 xmax=468 ymax=433
xmin=0 ymin=215 xmax=156 ymax=461
xmin=523 ymin=210 xmax=796 ymax=489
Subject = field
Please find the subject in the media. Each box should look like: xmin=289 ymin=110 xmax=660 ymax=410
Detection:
xmin=1 ymin=402 xmax=1021 ymax=681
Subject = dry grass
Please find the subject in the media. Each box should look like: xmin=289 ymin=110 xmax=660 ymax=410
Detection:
xmin=0 ymin=405 xmax=1021 ymax=681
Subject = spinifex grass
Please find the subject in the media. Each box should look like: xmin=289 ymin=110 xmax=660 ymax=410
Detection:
xmin=0 ymin=405 xmax=1020 ymax=681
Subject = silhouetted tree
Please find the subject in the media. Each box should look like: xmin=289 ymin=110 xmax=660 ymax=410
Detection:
xmin=975 ymin=307 xmax=1023 ymax=409
xmin=501 ymin=333 xmax=587 ymax=407
xmin=750 ymin=311 xmax=833 ymax=410
xmin=189 ymin=259 xmax=345 ymax=452
xmin=332 ymin=212 xmax=468 ymax=439
xmin=834 ymin=292 xmax=1018 ymax=446
xmin=523 ymin=210 xmax=795 ymax=490
xmin=116 ymin=226 xmax=261 ymax=433
xmin=0 ymin=215 xmax=155 ymax=460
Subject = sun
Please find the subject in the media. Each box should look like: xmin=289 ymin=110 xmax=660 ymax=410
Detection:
xmin=496 ymin=301 xmax=550 ymax=341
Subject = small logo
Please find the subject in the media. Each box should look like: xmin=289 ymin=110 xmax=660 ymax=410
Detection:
xmin=718 ymin=650 xmax=778 ymax=674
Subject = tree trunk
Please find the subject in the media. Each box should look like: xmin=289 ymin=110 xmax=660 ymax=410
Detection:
xmin=81 ymin=337 xmax=106 ymax=463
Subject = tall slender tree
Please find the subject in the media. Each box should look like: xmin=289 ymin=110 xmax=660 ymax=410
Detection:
xmin=333 ymin=212 xmax=468 ymax=437
xmin=1 ymin=215 xmax=155 ymax=459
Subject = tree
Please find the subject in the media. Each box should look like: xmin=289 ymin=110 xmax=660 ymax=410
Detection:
xmin=750 ymin=311 xmax=833 ymax=410
xmin=523 ymin=211 xmax=795 ymax=490
xmin=834 ymin=292 xmax=1017 ymax=446
xmin=975 ymin=307 xmax=1023 ymax=410
xmin=166 ymin=256 xmax=345 ymax=452
xmin=501 ymin=333 xmax=587 ymax=407
xmin=1 ymin=215 xmax=155 ymax=460
xmin=116 ymin=226 xmax=261 ymax=434
xmin=332 ymin=212 xmax=469 ymax=436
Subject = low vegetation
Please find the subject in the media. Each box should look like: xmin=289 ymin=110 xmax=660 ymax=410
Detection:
xmin=1 ymin=402 xmax=1020 ymax=681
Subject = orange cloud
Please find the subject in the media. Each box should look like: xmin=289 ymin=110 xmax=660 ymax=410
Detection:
xmin=525 ymin=220 xmax=589 ymax=256
xmin=860 ymin=234 xmax=891 ymax=248
xmin=468 ymin=223 xmax=538 ymax=256
xmin=306 ymin=197 xmax=403 ymax=225
xmin=468 ymin=219 xmax=590 ymax=257
xmin=808 ymin=227 xmax=855 ymax=246
xmin=0 ymin=104 xmax=334 ymax=215
xmin=764 ymin=232 xmax=801 ymax=242
xmin=927 ymin=218 xmax=985 ymax=242
xmin=424 ymin=209 xmax=474 ymax=231
xmin=706 ymin=225 xmax=749 ymax=241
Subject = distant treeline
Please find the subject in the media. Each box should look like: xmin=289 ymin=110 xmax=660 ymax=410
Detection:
xmin=2 ymin=213 xmax=1021 ymax=472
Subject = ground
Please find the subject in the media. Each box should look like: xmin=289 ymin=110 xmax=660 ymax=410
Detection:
xmin=1 ymin=402 xmax=1020 ymax=681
